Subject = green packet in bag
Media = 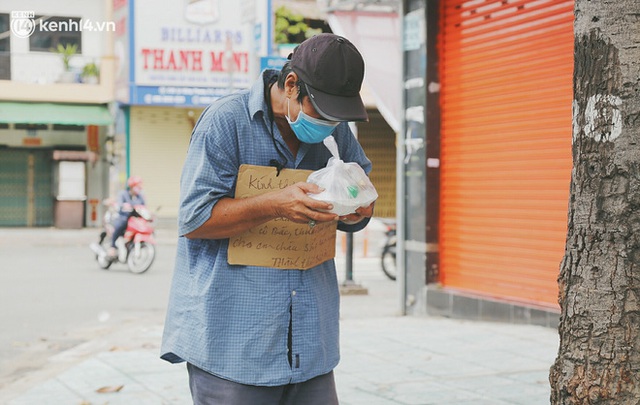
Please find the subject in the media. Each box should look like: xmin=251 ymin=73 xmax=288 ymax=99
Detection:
xmin=307 ymin=136 xmax=378 ymax=216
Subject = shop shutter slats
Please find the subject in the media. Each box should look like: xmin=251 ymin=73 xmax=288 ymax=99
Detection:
xmin=357 ymin=109 xmax=396 ymax=219
xmin=130 ymin=107 xmax=201 ymax=219
xmin=444 ymin=1 xmax=573 ymax=35
xmin=439 ymin=0 xmax=574 ymax=307
xmin=0 ymin=149 xmax=53 ymax=226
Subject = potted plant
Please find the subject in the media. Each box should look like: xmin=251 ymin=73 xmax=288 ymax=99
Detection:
xmin=55 ymin=43 xmax=78 ymax=83
xmin=274 ymin=6 xmax=322 ymax=45
xmin=81 ymin=62 xmax=100 ymax=84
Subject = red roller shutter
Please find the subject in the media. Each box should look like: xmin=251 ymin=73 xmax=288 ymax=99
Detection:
xmin=439 ymin=0 xmax=574 ymax=307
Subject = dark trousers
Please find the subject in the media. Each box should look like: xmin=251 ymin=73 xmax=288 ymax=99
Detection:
xmin=111 ymin=216 xmax=128 ymax=248
xmin=187 ymin=363 xmax=339 ymax=405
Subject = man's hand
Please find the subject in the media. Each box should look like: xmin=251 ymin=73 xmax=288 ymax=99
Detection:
xmin=121 ymin=203 xmax=133 ymax=213
xmin=272 ymin=182 xmax=339 ymax=224
xmin=186 ymin=182 xmax=338 ymax=240
xmin=338 ymin=202 xmax=375 ymax=225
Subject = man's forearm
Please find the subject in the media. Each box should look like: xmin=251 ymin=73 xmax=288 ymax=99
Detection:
xmin=185 ymin=194 xmax=276 ymax=240
xmin=184 ymin=182 xmax=338 ymax=240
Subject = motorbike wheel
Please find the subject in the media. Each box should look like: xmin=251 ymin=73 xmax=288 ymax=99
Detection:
xmin=381 ymin=244 xmax=397 ymax=281
xmin=127 ymin=242 xmax=155 ymax=274
xmin=96 ymin=240 xmax=113 ymax=270
xmin=97 ymin=255 xmax=113 ymax=269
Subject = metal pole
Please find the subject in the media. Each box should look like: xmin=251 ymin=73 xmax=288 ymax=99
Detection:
xmin=339 ymin=98 xmax=366 ymax=295
xmin=266 ymin=0 xmax=273 ymax=56
xmin=397 ymin=0 xmax=407 ymax=315
xmin=345 ymin=232 xmax=354 ymax=281
xmin=340 ymin=230 xmax=367 ymax=295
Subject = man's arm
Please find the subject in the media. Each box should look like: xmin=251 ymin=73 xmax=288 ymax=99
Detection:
xmin=186 ymin=182 xmax=338 ymax=240
xmin=339 ymin=202 xmax=375 ymax=224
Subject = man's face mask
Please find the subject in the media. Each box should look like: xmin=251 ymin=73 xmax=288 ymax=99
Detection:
xmin=286 ymin=98 xmax=339 ymax=144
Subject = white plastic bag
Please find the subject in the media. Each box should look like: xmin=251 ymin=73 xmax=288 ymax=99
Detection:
xmin=307 ymin=136 xmax=378 ymax=216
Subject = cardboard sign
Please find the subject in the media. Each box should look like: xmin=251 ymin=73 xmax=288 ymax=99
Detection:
xmin=228 ymin=164 xmax=337 ymax=269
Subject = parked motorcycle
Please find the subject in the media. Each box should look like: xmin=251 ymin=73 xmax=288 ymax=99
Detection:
xmin=381 ymin=220 xmax=396 ymax=281
xmin=90 ymin=201 xmax=156 ymax=274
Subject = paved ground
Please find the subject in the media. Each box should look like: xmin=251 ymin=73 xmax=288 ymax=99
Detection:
xmin=0 ymin=225 xmax=559 ymax=404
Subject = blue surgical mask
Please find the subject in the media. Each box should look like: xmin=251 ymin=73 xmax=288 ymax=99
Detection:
xmin=286 ymin=98 xmax=339 ymax=144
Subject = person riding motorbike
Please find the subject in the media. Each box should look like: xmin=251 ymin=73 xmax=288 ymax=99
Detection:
xmin=107 ymin=176 xmax=146 ymax=258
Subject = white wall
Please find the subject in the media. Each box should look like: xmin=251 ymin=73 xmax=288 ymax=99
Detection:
xmin=1 ymin=0 xmax=110 ymax=83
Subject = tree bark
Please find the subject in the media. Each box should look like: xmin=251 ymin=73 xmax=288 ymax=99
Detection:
xmin=549 ymin=1 xmax=640 ymax=404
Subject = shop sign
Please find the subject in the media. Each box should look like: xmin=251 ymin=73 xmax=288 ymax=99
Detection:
xmin=131 ymin=85 xmax=232 ymax=106
xmin=228 ymin=165 xmax=337 ymax=269
xmin=22 ymin=137 xmax=42 ymax=146
xmin=134 ymin=0 xmax=252 ymax=92
xmin=87 ymin=125 xmax=100 ymax=153
xmin=260 ymin=56 xmax=287 ymax=72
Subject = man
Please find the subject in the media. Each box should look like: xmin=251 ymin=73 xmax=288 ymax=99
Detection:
xmin=107 ymin=175 xmax=145 ymax=258
xmin=161 ymin=33 xmax=375 ymax=404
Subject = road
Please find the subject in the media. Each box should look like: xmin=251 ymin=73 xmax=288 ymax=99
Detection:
xmin=0 ymin=227 xmax=178 ymax=390
xmin=0 ymin=224 xmax=394 ymax=391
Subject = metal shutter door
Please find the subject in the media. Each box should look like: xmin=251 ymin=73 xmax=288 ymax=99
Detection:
xmin=439 ymin=0 xmax=574 ymax=307
xmin=130 ymin=107 xmax=200 ymax=219
xmin=0 ymin=149 xmax=53 ymax=227
xmin=33 ymin=149 xmax=54 ymax=226
xmin=357 ymin=109 xmax=396 ymax=219
xmin=0 ymin=149 xmax=29 ymax=226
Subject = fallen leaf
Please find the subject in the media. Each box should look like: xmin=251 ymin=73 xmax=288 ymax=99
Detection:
xmin=11 ymin=341 xmax=29 ymax=348
xmin=96 ymin=385 xmax=124 ymax=393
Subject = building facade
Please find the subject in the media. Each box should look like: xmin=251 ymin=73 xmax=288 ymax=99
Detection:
xmin=0 ymin=0 xmax=115 ymax=228
xmin=435 ymin=0 xmax=573 ymax=320
xmin=113 ymin=0 xmax=272 ymax=221
xmin=399 ymin=0 xmax=573 ymax=322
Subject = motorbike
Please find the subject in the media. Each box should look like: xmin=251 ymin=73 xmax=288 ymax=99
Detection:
xmin=380 ymin=220 xmax=397 ymax=281
xmin=90 ymin=201 xmax=156 ymax=274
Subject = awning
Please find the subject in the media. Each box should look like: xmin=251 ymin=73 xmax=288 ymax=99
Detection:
xmin=0 ymin=102 xmax=113 ymax=125
xmin=327 ymin=11 xmax=402 ymax=132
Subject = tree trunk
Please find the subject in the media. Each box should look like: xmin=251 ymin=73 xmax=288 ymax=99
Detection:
xmin=549 ymin=1 xmax=640 ymax=404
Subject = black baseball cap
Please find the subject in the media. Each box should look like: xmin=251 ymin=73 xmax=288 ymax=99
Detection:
xmin=289 ymin=33 xmax=368 ymax=122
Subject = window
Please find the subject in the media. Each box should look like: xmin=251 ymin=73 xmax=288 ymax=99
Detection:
xmin=53 ymin=124 xmax=85 ymax=131
xmin=29 ymin=16 xmax=82 ymax=53
xmin=0 ymin=14 xmax=10 ymax=80
xmin=15 ymin=123 xmax=48 ymax=130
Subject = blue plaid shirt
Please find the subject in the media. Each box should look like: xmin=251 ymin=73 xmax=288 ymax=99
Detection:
xmin=160 ymin=70 xmax=372 ymax=386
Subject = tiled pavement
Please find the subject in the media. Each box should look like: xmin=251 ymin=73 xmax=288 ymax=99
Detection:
xmin=1 ymin=227 xmax=559 ymax=404
xmin=4 ymin=314 xmax=557 ymax=405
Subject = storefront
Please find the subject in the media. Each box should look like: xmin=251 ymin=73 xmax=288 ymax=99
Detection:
xmin=391 ymin=0 xmax=575 ymax=319
xmin=0 ymin=102 xmax=112 ymax=227
xmin=113 ymin=0 xmax=271 ymax=220
xmin=0 ymin=0 xmax=116 ymax=228
xmin=126 ymin=105 xmax=203 ymax=218
xmin=437 ymin=0 xmax=574 ymax=310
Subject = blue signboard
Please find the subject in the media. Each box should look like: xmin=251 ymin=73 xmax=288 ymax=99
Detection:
xmin=130 ymin=85 xmax=234 ymax=107
xmin=260 ymin=56 xmax=288 ymax=72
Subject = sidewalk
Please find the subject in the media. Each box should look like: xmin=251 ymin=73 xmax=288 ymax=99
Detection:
xmin=0 ymin=227 xmax=559 ymax=405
